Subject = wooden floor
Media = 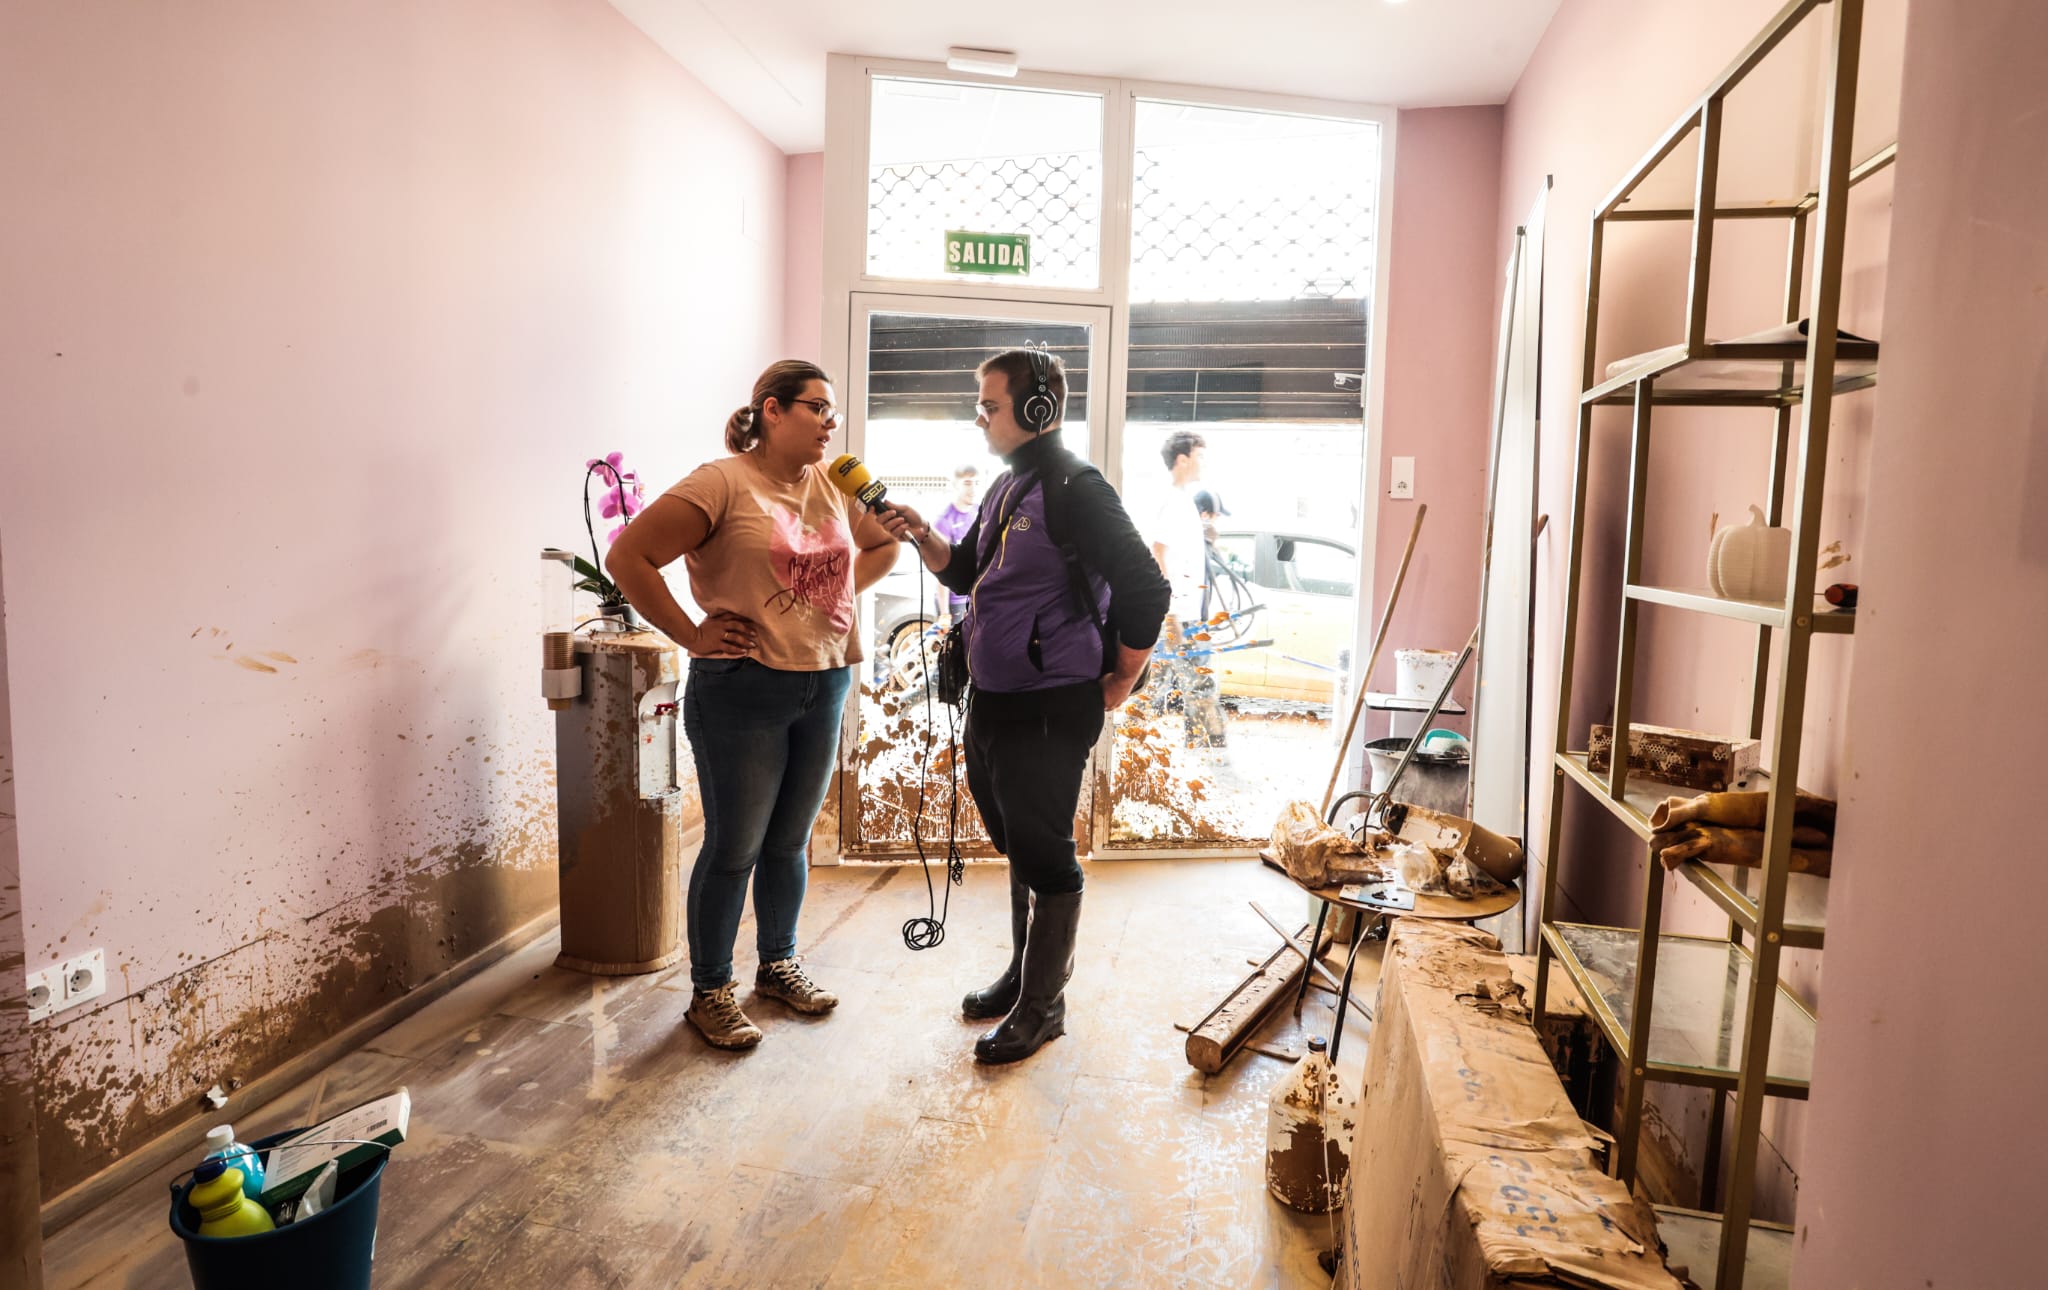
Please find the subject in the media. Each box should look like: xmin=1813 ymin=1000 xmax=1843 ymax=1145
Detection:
xmin=46 ymin=858 xmax=1373 ymax=1288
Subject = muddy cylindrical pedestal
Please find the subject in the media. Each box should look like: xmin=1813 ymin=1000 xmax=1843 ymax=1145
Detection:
xmin=551 ymin=632 xmax=687 ymax=974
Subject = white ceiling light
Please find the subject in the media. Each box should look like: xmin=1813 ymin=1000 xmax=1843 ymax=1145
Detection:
xmin=945 ymin=46 xmax=1019 ymax=77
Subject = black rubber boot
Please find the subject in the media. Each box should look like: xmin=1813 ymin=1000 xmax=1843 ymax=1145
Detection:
xmin=974 ymin=889 xmax=1082 ymax=1065
xmin=962 ymin=872 xmax=1031 ymax=1020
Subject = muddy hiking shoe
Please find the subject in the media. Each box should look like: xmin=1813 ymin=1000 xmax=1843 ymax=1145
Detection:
xmin=687 ymin=983 xmax=764 ymax=1050
xmin=755 ymin=956 xmax=839 ymax=1015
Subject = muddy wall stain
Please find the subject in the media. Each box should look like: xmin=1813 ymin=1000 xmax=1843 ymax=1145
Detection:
xmin=32 ymin=812 xmax=561 ymax=1194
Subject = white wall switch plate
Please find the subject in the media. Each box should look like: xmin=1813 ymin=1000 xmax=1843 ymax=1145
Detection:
xmin=60 ymin=948 xmax=107 ymax=1010
xmin=25 ymin=965 xmax=61 ymax=1023
xmin=1389 ymin=456 xmax=1416 ymax=499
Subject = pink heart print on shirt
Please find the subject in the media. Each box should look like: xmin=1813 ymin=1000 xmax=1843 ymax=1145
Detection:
xmin=763 ymin=503 xmax=853 ymax=634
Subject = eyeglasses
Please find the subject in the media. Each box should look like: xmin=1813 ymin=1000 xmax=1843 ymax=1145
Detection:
xmin=974 ymin=400 xmax=1006 ymax=419
xmin=787 ymin=397 xmax=841 ymax=426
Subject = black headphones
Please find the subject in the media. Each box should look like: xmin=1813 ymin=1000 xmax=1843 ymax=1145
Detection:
xmin=1020 ymin=346 xmax=1060 ymax=434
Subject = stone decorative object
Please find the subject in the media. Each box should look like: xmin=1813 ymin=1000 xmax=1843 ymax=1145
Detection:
xmin=1587 ymin=722 xmax=1761 ymax=792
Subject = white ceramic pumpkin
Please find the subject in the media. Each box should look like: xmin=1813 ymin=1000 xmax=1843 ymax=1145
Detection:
xmin=1707 ymin=505 xmax=1792 ymax=602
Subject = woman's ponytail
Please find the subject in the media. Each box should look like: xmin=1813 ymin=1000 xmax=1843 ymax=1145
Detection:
xmin=724 ymin=405 xmax=758 ymax=454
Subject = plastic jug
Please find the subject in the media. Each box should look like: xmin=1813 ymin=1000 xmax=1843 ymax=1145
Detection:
xmin=1265 ymin=1035 xmax=1355 ymax=1213
xmin=188 ymin=1160 xmax=276 ymax=1237
xmin=202 ymin=1124 xmax=266 ymax=1197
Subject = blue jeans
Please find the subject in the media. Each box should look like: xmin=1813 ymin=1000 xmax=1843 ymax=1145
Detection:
xmin=682 ymin=658 xmax=852 ymax=991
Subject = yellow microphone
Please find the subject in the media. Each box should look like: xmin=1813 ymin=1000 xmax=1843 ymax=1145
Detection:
xmin=826 ymin=453 xmax=893 ymax=512
xmin=826 ymin=453 xmax=918 ymax=542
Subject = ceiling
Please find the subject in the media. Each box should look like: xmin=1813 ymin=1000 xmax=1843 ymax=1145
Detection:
xmin=606 ymin=0 xmax=1564 ymax=154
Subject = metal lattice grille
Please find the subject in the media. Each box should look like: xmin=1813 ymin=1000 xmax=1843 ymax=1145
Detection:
xmin=867 ymin=149 xmax=1375 ymax=303
xmin=1130 ymin=152 xmax=1375 ymax=303
xmin=868 ymin=153 xmax=1103 ymax=287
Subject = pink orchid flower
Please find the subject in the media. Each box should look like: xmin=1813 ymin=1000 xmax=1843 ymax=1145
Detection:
xmin=598 ymin=480 xmax=645 ymax=520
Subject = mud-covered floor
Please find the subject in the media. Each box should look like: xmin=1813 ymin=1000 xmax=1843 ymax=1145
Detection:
xmin=44 ymin=857 xmax=1378 ymax=1288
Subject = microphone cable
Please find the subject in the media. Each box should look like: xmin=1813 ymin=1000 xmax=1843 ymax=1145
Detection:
xmin=902 ymin=527 xmax=966 ymax=951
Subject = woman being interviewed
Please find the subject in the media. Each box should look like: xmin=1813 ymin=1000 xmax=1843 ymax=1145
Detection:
xmin=607 ymin=361 xmax=899 ymax=1050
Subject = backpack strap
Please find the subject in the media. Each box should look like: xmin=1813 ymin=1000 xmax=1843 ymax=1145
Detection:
xmin=1041 ymin=456 xmax=1122 ymax=662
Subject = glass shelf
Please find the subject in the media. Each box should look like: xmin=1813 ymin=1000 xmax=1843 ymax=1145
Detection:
xmin=1625 ymin=585 xmax=1857 ymax=634
xmin=1655 ymin=1207 xmax=1795 ymax=1290
xmin=1363 ymin=690 xmax=1467 ymax=715
xmin=1582 ymin=340 xmax=1878 ymax=408
xmin=1542 ymin=922 xmax=1817 ymax=1096
xmin=1557 ymin=754 xmax=1830 ymax=948
xmin=1557 ymin=751 xmax=1662 ymax=838
xmin=1680 ymin=860 xmax=1829 ymax=949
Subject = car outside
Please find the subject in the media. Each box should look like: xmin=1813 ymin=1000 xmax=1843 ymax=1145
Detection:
xmin=1204 ymin=530 xmax=1356 ymax=706
xmin=868 ymin=562 xmax=938 ymax=691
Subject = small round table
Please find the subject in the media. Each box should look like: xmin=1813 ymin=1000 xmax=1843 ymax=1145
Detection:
xmin=1284 ymin=867 xmax=1520 ymax=1061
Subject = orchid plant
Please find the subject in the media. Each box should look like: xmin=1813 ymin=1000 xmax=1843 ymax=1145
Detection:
xmin=573 ymin=451 xmax=645 ymax=608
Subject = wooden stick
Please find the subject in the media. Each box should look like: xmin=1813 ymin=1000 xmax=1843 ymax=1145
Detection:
xmin=1322 ymin=503 xmax=1428 ymax=813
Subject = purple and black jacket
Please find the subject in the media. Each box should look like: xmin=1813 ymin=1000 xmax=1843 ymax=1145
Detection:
xmin=935 ymin=433 xmax=1171 ymax=710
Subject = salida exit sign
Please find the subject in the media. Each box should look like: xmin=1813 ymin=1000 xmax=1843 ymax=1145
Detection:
xmin=945 ymin=230 xmax=1031 ymax=276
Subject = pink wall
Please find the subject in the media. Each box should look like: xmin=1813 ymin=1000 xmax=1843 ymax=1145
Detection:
xmin=0 ymin=0 xmax=787 ymax=1194
xmin=1498 ymin=0 xmax=1906 ymax=1216
xmin=784 ymin=152 xmax=826 ymax=363
xmin=1796 ymin=4 xmax=2048 ymax=1284
xmin=1371 ymin=107 xmax=1506 ymax=725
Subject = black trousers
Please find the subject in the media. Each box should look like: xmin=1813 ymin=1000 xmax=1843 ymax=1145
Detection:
xmin=963 ymin=682 xmax=1104 ymax=896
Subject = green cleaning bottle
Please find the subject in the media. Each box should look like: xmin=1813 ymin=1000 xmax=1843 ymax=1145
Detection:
xmin=189 ymin=1159 xmax=276 ymax=1237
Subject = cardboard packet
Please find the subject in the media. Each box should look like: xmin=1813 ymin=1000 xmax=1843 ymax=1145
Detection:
xmin=259 ymin=1087 xmax=409 ymax=1207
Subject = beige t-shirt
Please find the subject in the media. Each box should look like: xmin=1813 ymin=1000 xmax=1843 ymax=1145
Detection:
xmin=666 ymin=454 xmax=886 ymax=670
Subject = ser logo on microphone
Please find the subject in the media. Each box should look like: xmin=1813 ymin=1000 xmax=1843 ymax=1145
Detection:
xmin=829 ymin=454 xmax=891 ymax=511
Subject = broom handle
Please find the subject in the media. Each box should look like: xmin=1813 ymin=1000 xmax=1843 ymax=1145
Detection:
xmin=1321 ymin=504 xmax=1427 ymax=813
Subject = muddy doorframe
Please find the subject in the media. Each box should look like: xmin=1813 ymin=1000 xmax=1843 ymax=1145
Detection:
xmin=0 ymin=538 xmax=46 ymax=1284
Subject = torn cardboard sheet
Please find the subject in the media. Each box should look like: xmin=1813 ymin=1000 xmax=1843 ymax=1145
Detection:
xmin=1343 ymin=920 xmax=1682 ymax=1290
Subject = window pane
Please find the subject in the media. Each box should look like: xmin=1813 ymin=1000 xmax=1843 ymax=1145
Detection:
xmin=1111 ymin=103 xmax=1381 ymax=847
xmin=848 ymin=311 xmax=1095 ymax=852
xmin=867 ymin=78 xmax=1104 ymax=290
xmin=1130 ymin=102 xmax=1380 ymax=304
xmin=1286 ymin=538 xmax=1358 ymax=598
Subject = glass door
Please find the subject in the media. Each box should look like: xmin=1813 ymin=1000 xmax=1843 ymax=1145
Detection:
xmin=837 ymin=293 xmax=1111 ymax=857
xmin=1099 ymin=100 xmax=1384 ymax=852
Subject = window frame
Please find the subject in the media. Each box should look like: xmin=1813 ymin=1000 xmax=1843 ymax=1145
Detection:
xmin=821 ymin=55 xmax=1400 ymax=860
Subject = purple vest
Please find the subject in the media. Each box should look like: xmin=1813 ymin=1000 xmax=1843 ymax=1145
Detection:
xmin=963 ymin=472 xmax=1111 ymax=693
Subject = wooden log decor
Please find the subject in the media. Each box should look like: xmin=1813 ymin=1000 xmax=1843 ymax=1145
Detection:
xmin=1587 ymin=722 xmax=1761 ymax=792
xmin=1184 ymin=922 xmax=1334 ymax=1074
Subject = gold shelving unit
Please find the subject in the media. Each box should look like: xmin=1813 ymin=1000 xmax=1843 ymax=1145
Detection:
xmin=1529 ymin=2 xmax=1893 ymax=1287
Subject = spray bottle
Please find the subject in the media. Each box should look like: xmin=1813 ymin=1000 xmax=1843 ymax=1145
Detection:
xmin=202 ymin=1124 xmax=266 ymax=1198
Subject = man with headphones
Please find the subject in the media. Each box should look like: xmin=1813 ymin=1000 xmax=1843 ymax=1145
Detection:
xmin=878 ymin=347 xmax=1169 ymax=1064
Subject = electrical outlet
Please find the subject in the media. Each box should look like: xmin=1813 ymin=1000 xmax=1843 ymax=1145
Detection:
xmin=60 ymin=948 xmax=107 ymax=1009
xmin=25 ymin=965 xmax=60 ymax=1023
xmin=1389 ymin=456 xmax=1416 ymax=500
